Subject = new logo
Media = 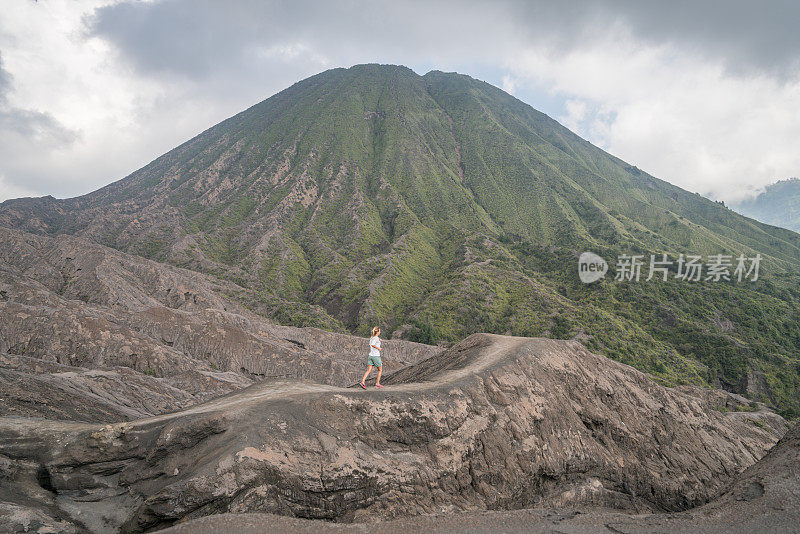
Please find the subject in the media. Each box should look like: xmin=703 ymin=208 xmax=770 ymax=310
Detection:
xmin=578 ymin=252 xmax=608 ymax=283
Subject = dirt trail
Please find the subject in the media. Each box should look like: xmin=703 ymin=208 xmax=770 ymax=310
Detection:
xmin=0 ymin=334 xmax=787 ymax=533
xmin=91 ymin=334 xmax=529 ymax=429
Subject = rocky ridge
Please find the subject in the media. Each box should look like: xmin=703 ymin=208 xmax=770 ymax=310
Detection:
xmin=0 ymin=333 xmax=786 ymax=532
xmin=0 ymin=226 xmax=439 ymax=421
xmin=158 ymin=420 xmax=799 ymax=534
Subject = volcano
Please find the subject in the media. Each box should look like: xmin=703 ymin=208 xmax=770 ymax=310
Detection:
xmin=1 ymin=63 xmax=799 ymax=415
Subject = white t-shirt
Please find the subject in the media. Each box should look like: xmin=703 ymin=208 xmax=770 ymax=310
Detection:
xmin=369 ymin=336 xmax=381 ymax=357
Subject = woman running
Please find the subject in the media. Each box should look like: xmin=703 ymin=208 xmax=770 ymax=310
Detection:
xmin=360 ymin=326 xmax=383 ymax=388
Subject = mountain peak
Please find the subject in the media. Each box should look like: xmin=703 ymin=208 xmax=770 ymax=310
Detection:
xmin=1 ymin=65 xmax=799 ymax=416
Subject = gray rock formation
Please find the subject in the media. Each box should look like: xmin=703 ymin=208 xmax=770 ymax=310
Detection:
xmin=0 ymin=334 xmax=786 ymax=533
xmin=0 ymin=226 xmax=439 ymax=421
xmin=0 ymin=353 xmax=250 ymax=421
xmin=155 ymin=420 xmax=800 ymax=534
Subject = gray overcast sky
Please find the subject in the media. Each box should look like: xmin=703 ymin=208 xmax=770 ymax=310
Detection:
xmin=1 ymin=0 xmax=799 ymax=203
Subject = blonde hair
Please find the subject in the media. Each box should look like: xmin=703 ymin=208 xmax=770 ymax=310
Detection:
xmin=371 ymin=326 xmax=381 ymax=337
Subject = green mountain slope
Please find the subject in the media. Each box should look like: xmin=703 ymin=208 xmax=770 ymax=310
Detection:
xmin=733 ymin=178 xmax=800 ymax=232
xmin=1 ymin=64 xmax=799 ymax=416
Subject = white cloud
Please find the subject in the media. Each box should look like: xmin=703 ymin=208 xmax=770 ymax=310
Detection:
xmin=0 ymin=1 xmax=798 ymax=205
xmin=254 ymin=43 xmax=330 ymax=66
xmin=502 ymin=75 xmax=517 ymax=95
xmin=0 ymin=0 xmax=283 ymax=201
xmin=559 ymin=99 xmax=587 ymax=132
xmin=0 ymin=173 xmax=36 ymax=200
xmin=506 ymin=29 xmax=800 ymax=202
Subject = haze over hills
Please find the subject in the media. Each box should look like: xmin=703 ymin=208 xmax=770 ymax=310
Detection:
xmin=1 ymin=64 xmax=799 ymax=417
xmin=733 ymin=178 xmax=800 ymax=232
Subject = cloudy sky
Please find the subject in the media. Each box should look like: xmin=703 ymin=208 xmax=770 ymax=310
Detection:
xmin=1 ymin=0 xmax=798 ymax=203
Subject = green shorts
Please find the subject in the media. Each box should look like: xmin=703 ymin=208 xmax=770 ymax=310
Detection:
xmin=368 ymin=354 xmax=382 ymax=367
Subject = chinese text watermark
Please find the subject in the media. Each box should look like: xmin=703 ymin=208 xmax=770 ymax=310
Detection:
xmin=579 ymin=253 xmax=761 ymax=284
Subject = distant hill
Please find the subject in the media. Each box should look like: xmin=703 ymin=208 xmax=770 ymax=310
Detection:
xmin=1 ymin=64 xmax=799 ymax=416
xmin=733 ymin=178 xmax=800 ymax=232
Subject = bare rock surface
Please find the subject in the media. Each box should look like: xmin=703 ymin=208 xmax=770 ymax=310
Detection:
xmin=0 ymin=353 xmax=197 ymax=421
xmin=156 ymin=433 xmax=800 ymax=534
xmin=0 ymin=334 xmax=786 ymax=533
xmin=0 ymin=226 xmax=439 ymax=421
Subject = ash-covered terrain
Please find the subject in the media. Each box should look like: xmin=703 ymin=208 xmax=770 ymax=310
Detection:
xmin=1 ymin=65 xmax=798 ymax=534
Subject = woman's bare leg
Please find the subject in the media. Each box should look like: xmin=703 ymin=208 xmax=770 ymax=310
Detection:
xmin=361 ymin=365 xmax=373 ymax=384
xmin=375 ymin=366 xmax=382 ymax=386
